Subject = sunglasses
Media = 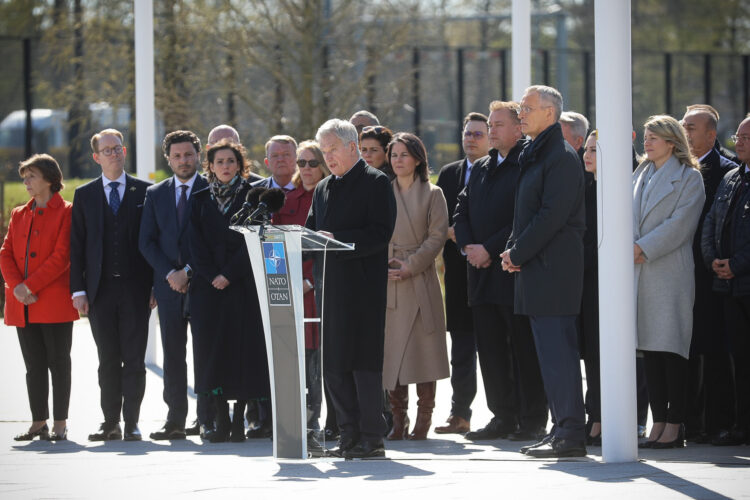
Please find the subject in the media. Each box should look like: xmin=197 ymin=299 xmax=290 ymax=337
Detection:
xmin=297 ymin=159 xmax=320 ymax=168
xmin=362 ymin=126 xmax=386 ymax=134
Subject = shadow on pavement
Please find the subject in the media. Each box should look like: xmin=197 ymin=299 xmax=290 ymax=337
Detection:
xmin=543 ymin=458 xmax=740 ymax=500
xmin=274 ymin=460 xmax=435 ymax=481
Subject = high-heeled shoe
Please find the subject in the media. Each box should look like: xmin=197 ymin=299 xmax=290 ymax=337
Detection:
xmin=14 ymin=424 xmax=49 ymax=441
xmin=48 ymin=428 xmax=68 ymax=441
xmin=652 ymin=424 xmax=686 ymax=449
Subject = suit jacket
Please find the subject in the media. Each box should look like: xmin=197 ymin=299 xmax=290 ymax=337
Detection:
xmin=633 ymin=156 xmax=705 ymax=358
xmin=139 ymin=174 xmax=208 ymax=300
xmin=436 ymin=158 xmax=474 ymax=331
xmin=70 ymin=174 xmax=152 ymax=303
xmin=1 ymin=193 xmax=79 ymax=326
xmin=454 ymin=143 xmax=525 ymax=307
xmin=506 ymin=123 xmax=586 ymax=317
xmin=305 ymin=160 xmax=396 ymax=372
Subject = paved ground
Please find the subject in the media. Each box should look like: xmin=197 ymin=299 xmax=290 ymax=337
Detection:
xmin=1 ymin=318 xmax=748 ymax=499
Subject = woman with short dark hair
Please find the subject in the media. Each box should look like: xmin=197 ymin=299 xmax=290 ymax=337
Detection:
xmin=360 ymin=126 xmax=395 ymax=179
xmin=1 ymin=154 xmax=79 ymax=441
xmin=189 ymin=140 xmax=270 ymax=442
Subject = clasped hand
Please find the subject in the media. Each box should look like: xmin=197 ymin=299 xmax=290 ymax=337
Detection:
xmin=500 ymin=250 xmax=521 ymax=273
xmin=388 ymin=258 xmax=412 ymax=280
xmin=465 ymin=244 xmax=491 ymax=269
xmin=13 ymin=283 xmax=37 ymax=305
xmin=712 ymin=258 xmax=734 ymax=280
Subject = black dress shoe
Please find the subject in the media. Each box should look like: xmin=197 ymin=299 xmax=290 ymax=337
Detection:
xmin=245 ymin=421 xmax=272 ymax=439
xmin=586 ymin=433 xmax=602 ymax=446
xmin=327 ymin=434 xmax=358 ymax=457
xmin=651 ymin=424 xmax=685 ymax=449
xmin=465 ymin=419 xmax=516 ymax=441
xmin=344 ymin=440 xmax=385 ymax=459
xmin=526 ymin=437 xmax=587 ymax=458
xmin=200 ymin=423 xmax=216 ymax=440
xmin=307 ymin=431 xmax=324 ymax=456
xmin=520 ymin=434 xmax=553 ymax=454
xmin=508 ymin=426 xmax=547 ymax=442
xmin=711 ymin=428 xmax=746 ymax=447
xmin=89 ymin=422 xmax=122 ymax=441
xmin=124 ymin=422 xmax=142 ymax=441
xmin=14 ymin=424 xmax=50 ymax=441
xmin=324 ymin=427 xmax=340 ymax=441
xmin=185 ymin=419 xmax=201 ymax=436
xmin=150 ymin=421 xmax=186 ymax=440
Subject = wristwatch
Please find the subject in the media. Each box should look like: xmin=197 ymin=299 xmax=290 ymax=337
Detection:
xmin=184 ymin=265 xmax=193 ymax=279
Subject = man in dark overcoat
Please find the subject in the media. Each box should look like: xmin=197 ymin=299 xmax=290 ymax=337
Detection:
xmin=306 ymin=118 xmax=396 ymax=458
xmin=681 ymin=105 xmax=738 ymax=444
xmin=70 ymin=128 xmax=153 ymax=441
xmin=434 ymin=111 xmax=488 ymax=434
xmin=139 ymin=130 xmax=209 ymax=440
xmin=501 ymin=85 xmax=587 ymax=458
xmin=701 ymin=115 xmax=750 ymax=446
xmin=456 ymin=101 xmax=548 ymax=442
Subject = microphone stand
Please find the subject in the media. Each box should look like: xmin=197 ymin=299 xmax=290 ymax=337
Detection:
xmin=257 ymin=211 xmax=272 ymax=241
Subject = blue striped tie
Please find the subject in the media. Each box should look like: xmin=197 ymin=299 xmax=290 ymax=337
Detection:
xmin=109 ymin=181 xmax=121 ymax=214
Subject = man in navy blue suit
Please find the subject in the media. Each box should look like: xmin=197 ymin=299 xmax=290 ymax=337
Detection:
xmin=251 ymin=135 xmax=298 ymax=191
xmin=71 ymin=129 xmax=153 ymax=441
xmin=139 ymin=130 xmax=209 ymax=440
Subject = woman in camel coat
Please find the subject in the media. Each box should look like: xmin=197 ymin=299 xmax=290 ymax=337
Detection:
xmin=383 ymin=132 xmax=450 ymax=440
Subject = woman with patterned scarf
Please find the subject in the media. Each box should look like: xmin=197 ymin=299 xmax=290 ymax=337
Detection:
xmin=188 ymin=139 xmax=270 ymax=443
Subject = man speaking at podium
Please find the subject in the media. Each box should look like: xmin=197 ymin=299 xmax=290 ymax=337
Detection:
xmin=306 ymin=119 xmax=396 ymax=458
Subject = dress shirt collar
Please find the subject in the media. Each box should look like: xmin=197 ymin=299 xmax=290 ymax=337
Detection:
xmin=102 ymin=171 xmax=127 ymax=188
xmin=174 ymin=171 xmax=198 ymax=189
xmin=270 ymin=177 xmax=295 ymax=191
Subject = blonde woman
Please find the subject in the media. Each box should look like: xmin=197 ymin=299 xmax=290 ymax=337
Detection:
xmin=633 ymin=115 xmax=705 ymax=449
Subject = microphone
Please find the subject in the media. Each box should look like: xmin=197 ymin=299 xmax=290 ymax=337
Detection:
xmin=230 ymin=187 xmax=267 ymax=224
xmin=245 ymin=188 xmax=286 ymax=224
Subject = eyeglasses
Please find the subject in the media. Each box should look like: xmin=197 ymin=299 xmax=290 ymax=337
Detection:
xmin=362 ymin=126 xmax=386 ymax=134
xmin=296 ymin=159 xmax=320 ymax=169
xmin=97 ymin=145 xmax=124 ymax=156
xmin=731 ymin=134 xmax=750 ymax=144
xmin=463 ymin=130 xmax=486 ymax=139
xmin=519 ymin=105 xmax=552 ymax=114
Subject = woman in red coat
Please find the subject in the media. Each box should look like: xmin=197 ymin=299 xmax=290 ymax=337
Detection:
xmin=271 ymin=140 xmax=330 ymax=431
xmin=0 ymin=154 xmax=79 ymax=441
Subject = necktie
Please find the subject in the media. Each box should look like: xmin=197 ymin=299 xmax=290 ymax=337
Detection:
xmin=177 ymin=184 xmax=188 ymax=226
xmin=109 ymin=181 xmax=121 ymax=214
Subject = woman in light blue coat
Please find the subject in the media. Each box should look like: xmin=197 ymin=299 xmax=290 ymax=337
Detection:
xmin=633 ymin=115 xmax=705 ymax=449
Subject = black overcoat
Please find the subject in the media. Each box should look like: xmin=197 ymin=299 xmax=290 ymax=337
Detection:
xmin=692 ymin=149 xmax=736 ymax=354
xmin=506 ymin=123 xmax=586 ymax=316
xmin=435 ymin=158 xmax=473 ymax=331
xmin=305 ymin=160 xmax=396 ymax=373
xmin=454 ymin=143 xmax=526 ymax=307
xmin=188 ymin=180 xmax=270 ymax=399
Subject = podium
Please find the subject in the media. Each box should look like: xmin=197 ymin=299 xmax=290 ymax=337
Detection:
xmin=232 ymin=224 xmax=354 ymax=459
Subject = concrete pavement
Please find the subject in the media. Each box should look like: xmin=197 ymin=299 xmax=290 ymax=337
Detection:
xmin=1 ymin=318 xmax=748 ymax=499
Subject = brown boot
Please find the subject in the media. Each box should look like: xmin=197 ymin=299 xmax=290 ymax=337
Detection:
xmin=408 ymin=382 xmax=436 ymax=440
xmin=387 ymin=384 xmax=409 ymax=440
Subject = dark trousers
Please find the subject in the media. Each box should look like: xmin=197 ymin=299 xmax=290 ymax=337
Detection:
xmin=16 ymin=321 xmax=73 ymax=421
xmin=636 ymin=357 xmax=649 ymax=426
xmin=447 ymin=330 xmax=477 ymax=421
xmin=155 ymin=292 xmax=189 ymax=425
xmin=325 ymin=369 xmax=386 ymax=442
xmin=474 ymin=304 xmax=547 ymax=429
xmin=643 ymin=350 xmax=688 ymax=423
xmin=306 ymin=348 xmax=322 ymax=429
xmin=725 ymin=294 xmax=750 ymax=431
xmin=529 ymin=314 xmax=585 ymax=441
xmin=88 ymin=276 xmax=151 ymax=424
xmin=197 ymin=393 xmax=215 ymax=426
xmin=686 ymin=352 xmax=735 ymax=435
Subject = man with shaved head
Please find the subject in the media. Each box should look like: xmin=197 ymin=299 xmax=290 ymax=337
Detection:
xmin=681 ymin=105 xmax=738 ymax=445
xmin=206 ymin=124 xmax=262 ymax=181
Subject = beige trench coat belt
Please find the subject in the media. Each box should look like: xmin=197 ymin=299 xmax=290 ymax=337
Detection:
xmin=387 ymin=242 xmax=438 ymax=334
